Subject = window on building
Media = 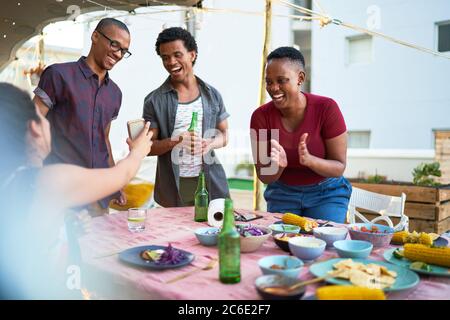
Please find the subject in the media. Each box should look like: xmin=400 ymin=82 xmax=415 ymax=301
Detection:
xmin=348 ymin=131 xmax=371 ymax=148
xmin=293 ymin=30 xmax=311 ymax=93
xmin=293 ymin=0 xmax=312 ymax=9
xmin=437 ymin=21 xmax=450 ymax=52
xmin=346 ymin=35 xmax=373 ymax=65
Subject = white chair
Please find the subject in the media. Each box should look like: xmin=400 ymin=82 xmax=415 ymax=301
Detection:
xmin=348 ymin=187 xmax=408 ymax=232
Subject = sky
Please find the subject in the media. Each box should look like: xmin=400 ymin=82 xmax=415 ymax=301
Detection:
xmin=42 ymin=21 xmax=84 ymax=49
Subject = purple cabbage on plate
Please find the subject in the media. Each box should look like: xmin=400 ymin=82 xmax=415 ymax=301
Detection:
xmin=155 ymin=243 xmax=187 ymax=265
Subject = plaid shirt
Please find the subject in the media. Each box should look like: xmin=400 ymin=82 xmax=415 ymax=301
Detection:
xmin=34 ymin=57 xmax=122 ymax=208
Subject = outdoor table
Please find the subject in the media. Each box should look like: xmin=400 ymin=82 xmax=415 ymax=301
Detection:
xmin=78 ymin=207 xmax=450 ymax=300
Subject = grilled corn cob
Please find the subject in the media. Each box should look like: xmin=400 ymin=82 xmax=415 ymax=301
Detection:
xmin=391 ymin=231 xmax=434 ymax=246
xmin=418 ymin=233 xmax=433 ymax=246
xmin=391 ymin=231 xmax=408 ymax=244
xmin=404 ymin=244 xmax=450 ymax=268
xmin=282 ymin=213 xmax=318 ymax=232
xmin=316 ymin=285 xmax=385 ymax=300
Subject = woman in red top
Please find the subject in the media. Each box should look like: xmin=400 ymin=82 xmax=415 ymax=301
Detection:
xmin=250 ymin=47 xmax=351 ymax=223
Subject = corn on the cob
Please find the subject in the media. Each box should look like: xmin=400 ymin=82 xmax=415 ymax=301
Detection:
xmin=391 ymin=231 xmax=434 ymax=246
xmin=404 ymin=244 xmax=450 ymax=268
xmin=282 ymin=213 xmax=318 ymax=232
xmin=391 ymin=231 xmax=408 ymax=244
xmin=418 ymin=233 xmax=433 ymax=246
xmin=316 ymin=285 xmax=385 ymax=300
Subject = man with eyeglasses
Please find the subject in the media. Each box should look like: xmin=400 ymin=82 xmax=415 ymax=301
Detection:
xmin=33 ymin=18 xmax=131 ymax=216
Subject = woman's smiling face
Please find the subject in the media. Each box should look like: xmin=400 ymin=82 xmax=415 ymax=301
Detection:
xmin=265 ymin=58 xmax=305 ymax=110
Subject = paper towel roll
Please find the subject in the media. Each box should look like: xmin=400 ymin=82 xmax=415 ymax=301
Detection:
xmin=207 ymin=198 xmax=225 ymax=228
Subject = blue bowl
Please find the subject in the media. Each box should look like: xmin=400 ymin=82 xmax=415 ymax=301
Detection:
xmin=255 ymin=275 xmax=306 ymax=300
xmin=268 ymin=224 xmax=300 ymax=236
xmin=333 ymin=239 xmax=373 ymax=259
xmin=194 ymin=227 xmax=220 ymax=246
xmin=258 ymin=255 xmax=303 ymax=278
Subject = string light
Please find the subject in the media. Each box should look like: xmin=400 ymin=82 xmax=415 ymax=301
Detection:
xmin=3 ymin=0 xmax=449 ymax=67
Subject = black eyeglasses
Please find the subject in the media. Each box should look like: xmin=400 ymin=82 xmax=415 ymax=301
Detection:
xmin=96 ymin=30 xmax=132 ymax=59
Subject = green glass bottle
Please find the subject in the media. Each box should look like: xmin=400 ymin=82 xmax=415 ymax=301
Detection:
xmin=218 ymin=198 xmax=241 ymax=284
xmin=187 ymin=111 xmax=198 ymax=133
xmin=194 ymin=171 xmax=208 ymax=222
xmin=187 ymin=112 xmax=198 ymax=155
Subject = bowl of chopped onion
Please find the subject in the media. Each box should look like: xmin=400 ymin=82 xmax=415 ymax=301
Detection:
xmin=195 ymin=227 xmax=220 ymax=246
xmin=236 ymin=224 xmax=272 ymax=253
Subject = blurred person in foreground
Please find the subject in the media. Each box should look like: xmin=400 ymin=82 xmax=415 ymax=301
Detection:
xmin=0 ymin=83 xmax=152 ymax=299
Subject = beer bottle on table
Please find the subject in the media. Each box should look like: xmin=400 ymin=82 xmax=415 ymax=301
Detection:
xmin=194 ymin=170 xmax=208 ymax=222
xmin=219 ymin=198 xmax=241 ymax=284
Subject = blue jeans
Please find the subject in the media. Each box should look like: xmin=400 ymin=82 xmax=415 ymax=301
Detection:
xmin=264 ymin=177 xmax=352 ymax=223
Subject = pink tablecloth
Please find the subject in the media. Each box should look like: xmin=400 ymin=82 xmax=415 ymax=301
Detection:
xmin=78 ymin=207 xmax=450 ymax=300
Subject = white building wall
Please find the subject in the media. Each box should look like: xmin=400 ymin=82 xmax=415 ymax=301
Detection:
xmin=345 ymin=149 xmax=434 ymax=182
xmin=310 ymin=0 xmax=450 ymax=150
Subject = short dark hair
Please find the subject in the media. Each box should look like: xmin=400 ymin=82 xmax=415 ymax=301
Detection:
xmin=0 ymin=83 xmax=39 ymax=180
xmin=267 ymin=46 xmax=306 ymax=69
xmin=95 ymin=18 xmax=130 ymax=34
xmin=155 ymin=27 xmax=198 ymax=65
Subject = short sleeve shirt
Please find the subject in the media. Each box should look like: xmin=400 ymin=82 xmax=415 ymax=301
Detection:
xmin=34 ymin=57 xmax=122 ymax=207
xmin=142 ymin=76 xmax=230 ymax=207
xmin=250 ymin=92 xmax=346 ymax=186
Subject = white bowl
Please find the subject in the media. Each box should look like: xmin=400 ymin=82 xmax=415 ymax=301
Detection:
xmin=288 ymin=237 xmax=326 ymax=261
xmin=313 ymin=227 xmax=348 ymax=246
xmin=239 ymin=226 xmax=272 ymax=253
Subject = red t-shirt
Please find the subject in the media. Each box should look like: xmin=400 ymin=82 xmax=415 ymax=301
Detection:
xmin=250 ymin=92 xmax=346 ymax=186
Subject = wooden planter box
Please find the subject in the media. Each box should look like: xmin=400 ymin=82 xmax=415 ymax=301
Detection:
xmin=351 ymin=182 xmax=450 ymax=234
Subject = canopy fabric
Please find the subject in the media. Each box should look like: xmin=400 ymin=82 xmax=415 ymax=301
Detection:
xmin=0 ymin=0 xmax=200 ymax=71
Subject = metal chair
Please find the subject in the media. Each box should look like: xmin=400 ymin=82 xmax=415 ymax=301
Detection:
xmin=348 ymin=186 xmax=408 ymax=232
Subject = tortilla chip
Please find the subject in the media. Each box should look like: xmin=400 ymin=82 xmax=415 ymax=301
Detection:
xmin=333 ymin=259 xmax=354 ymax=269
xmin=349 ymin=270 xmax=379 ymax=289
xmin=334 ymin=259 xmax=397 ymax=289
xmin=365 ymin=264 xmax=382 ymax=277
xmin=380 ymin=275 xmax=396 ymax=286
xmin=334 ymin=269 xmax=351 ymax=280
xmin=380 ymin=266 xmax=397 ymax=278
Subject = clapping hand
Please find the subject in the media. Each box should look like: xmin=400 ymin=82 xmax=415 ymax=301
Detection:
xmin=298 ymin=133 xmax=312 ymax=167
xmin=270 ymin=139 xmax=288 ymax=168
